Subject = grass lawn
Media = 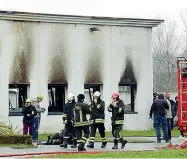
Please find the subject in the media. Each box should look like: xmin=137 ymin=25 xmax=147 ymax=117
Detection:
xmin=39 ymin=128 xmax=180 ymax=141
xmin=32 ymin=149 xmax=187 ymax=158
xmin=0 ymin=144 xmax=37 ymax=149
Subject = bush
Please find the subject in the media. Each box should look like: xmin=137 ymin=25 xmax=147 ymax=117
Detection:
xmin=0 ymin=115 xmax=22 ymax=135
xmin=0 ymin=135 xmax=32 ymax=145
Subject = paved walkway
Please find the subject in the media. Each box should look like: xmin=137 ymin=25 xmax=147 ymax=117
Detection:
xmin=0 ymin=137 xmax=186 ymax=157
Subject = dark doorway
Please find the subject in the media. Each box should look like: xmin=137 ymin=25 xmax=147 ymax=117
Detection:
xmin=9 ymin=84 xmax=28 ymax=110
xmin=48 ymin=84 xmax=66 ymax=114
xmin=119 ymin=84 xmax=137 ymax=112
xmin=84 ymin=84 xmax=101 ymax=103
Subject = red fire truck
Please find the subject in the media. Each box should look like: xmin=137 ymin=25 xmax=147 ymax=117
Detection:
xmin=177 ymin=57 xmax=187 ymax=134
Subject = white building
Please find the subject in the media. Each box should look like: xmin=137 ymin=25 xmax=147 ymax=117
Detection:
xmin=0 ymin=11 xmax=163 ymax=133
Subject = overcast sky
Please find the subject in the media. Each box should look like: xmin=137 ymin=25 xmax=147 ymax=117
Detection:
xmin=0 ymin=0 xmax=187 ymax=30
xmin=0 ymin=0 xmax=186 ymax=19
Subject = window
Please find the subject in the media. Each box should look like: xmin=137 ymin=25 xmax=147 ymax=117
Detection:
xmin=48 ymin=84 xmax=66 ymax=115
xmin=9 ymin=84 xmax=28 ymax=116
xmin=119 ymin=84 xmax=137 ymax=113
xmin=84 ymin=84 xmax=101 ymax=103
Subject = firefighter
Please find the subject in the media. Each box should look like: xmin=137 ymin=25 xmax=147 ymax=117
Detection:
xmin=107 ymin=93 xmax=127 ymax=149
xmin=87 ymin=91 xmax=107 ymax=148
xmin=60 ymin=93 xmax=77 ymax=148
xmin=73 ymin=94 xmax=91 ymax=151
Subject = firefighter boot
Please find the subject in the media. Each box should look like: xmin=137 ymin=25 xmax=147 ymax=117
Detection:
xmin=60 ymin=143 xmax=67 ymax=148
xmin=87 ymin=142 xmax=94 ymax=148
xmin=119 ymin=138 xmax=127 ymax=149
xmin=71 ymin=139 xmax=77 ymax=148
xmin=78 ymin=142 xmax=86 ymax=151
xmin=101 ymin=141 xmax=107 ymax=148
xmin=112 ymin=139 xmax=118 ymax=149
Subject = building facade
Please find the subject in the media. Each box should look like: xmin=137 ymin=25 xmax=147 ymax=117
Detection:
xmin=0 ymin=11 xmax=163 ymax=133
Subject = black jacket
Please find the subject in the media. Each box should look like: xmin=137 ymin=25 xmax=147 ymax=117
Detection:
xmin=107 ymin=99 xmax=125 ymax=125
xmin=90 ymin=99 xmax=105 ymax=124
xmin=149 ymin=94 xmax=169 ymax=118
xmin=172 ymin=101 xmax=178 ymax=118
xmin=72 ymin=101 xmax=91 ymax=127
xmin=22 ymin=105 xmax=37 ymax=124
xmin=62 ymin=100 xmax=76 ymax=123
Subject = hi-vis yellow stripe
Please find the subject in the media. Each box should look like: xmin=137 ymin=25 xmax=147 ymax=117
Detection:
xmin=79 ymin=110 xmax=83 ymax=122
xmin=95 ymin=119 xmax=104 ymax=123
xmin=62 ymin=114 xmax=67 ymax=118
xmin=77 ymin=140 xmax=85 ymax=143
xmin=90 ymin=119 xmax=104 ymax=124
xmin=75 ymin=121 xmax=89 ymax=126
xmin=115 ymin=120 xmax=124 ymax=124
xmin=82 ymin=137 xmax=87 ymax=141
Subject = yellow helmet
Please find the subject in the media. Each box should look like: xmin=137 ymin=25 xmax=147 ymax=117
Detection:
xmin=26 ymin=98 xmax=32 ymax=103
xmin=37 ymin=94 xmax=44 ymax=100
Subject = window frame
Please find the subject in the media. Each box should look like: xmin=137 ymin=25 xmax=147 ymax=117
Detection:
xmin=118 ymin=83 xmax=138 ymax=114
xmin=9 ymin=84 xmax=28 ymax=116
xmin=48 ymin=84 xmax=67 ymax=115
xmin=84 ymin=84 xmax=102 ymax=103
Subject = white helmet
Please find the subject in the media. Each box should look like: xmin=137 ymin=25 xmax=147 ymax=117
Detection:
xmin=67 ymin=93 xmax=75 ymax=101
xmin=93 ymin=91 xmax=101 ymax=97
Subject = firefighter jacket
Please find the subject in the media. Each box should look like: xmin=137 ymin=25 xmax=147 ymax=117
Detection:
xmin=90 ymin=99 xmax=105 ymax=124
xmin=107 ymin=99 xmax=125 ymax=125
xmin=72 ymin=101 xmax=91 ymax=127
xmin=62 ymin=101 xmax=76 ymax=123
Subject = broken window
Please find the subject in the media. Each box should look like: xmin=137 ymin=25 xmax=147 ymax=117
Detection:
xmin=9 ymin=84 xmax=28 ymax=115
xmin=48 ymin=84 xmax=66 ymax=114
xmin=84 ymin=84 xmax=101 ymax=104
xmin=118 ymin=84 xmax=137 ymax=113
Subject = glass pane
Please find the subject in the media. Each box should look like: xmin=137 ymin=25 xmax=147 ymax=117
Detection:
xmin=119 ymin=86 xmax=131 ymax=111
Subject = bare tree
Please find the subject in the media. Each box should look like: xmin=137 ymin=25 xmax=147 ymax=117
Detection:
xmin=153 ymin=20 xmax=181 ymax=92
xmin=181 ymin=9 xmax=187 ymax=55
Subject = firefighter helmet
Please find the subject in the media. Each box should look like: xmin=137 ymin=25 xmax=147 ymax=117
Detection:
xmin=67 ymin=93 xmax=75 ymax=101
xmin=93 ymin=91 xmax=101 ymax=97
xmin=26 ymin=98 xmax=32 ymax=103
xmin=112 ymin=93 xmax=119 ymax=98
xmin=37 ymin=94 xmax=44 ymax=100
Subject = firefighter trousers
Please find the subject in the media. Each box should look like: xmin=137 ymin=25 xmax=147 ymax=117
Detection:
xmin=63 ymin=122 xmax=76 ymax=145
xmin=89 ymin=123 xmax=106 ymax=143
xmin=75 ymin=125 xmax=90 ymax=149
xmin=112 ymin=124 xmax=124 ymax=145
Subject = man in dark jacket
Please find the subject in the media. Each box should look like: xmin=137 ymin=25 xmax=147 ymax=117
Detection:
xmin=149 ymin=93 xmax=169 ymax=143
xmin=153 ymin=92 xmax=158 ymax=102
xmin=22 ymin=98 xmax=37 ymax=137
xmin=87 ymin=91 xmax=107 ymax=149
xmin=73 ymin=94 xmax=91 ymax=151
xmin=60 ymin=93 xmax=77 ymax=148
xmin=108 ymin=93 xmax=127 ymax=149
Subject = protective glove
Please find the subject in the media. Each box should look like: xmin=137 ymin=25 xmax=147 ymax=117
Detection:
xmin=94 ymin=99 xmax=98 ymax=104
xmin=118 ymin=108 xmax=122 ymax=113
xmin=63 ymin=120 xmax=67 ymax=124
xmin=97 ymin=104 xmax=101 ymax=109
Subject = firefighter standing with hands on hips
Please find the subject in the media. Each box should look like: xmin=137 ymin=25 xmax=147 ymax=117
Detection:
xmin=61 ymin=93 xmax=77 ymax=148
xmin=72 ymin=94 xmax=91 ymax=151
xmin=87 ymin=91 xmax=107 ymax=148
xmin=108 ymin=93 xmax=127 ymax=149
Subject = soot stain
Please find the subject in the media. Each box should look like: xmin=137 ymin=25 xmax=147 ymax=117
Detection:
xmin=49 ymin=55 xmax=67 ymax=84
xmin=85 ymin=50 xmax=102 ymax=84
xmin=120 ymin=56 xmax=137 ymax=84
xmin=9 ymin=21 xmax=36 ymax=84
xmin=9 ymin=39 xmax=31 ymax=84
